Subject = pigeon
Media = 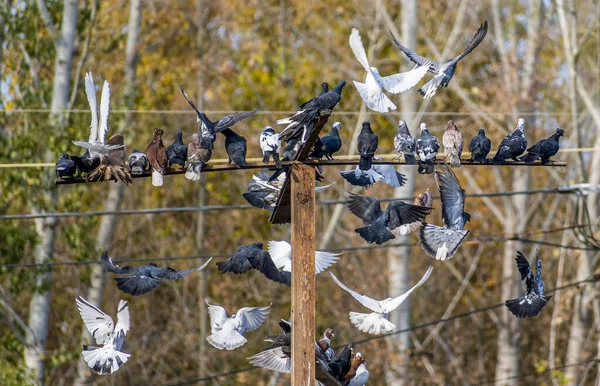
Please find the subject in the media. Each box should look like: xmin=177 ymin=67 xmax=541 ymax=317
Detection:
xmin=319 ymin=82 xmax=329 ymax=95
xmin=309 ymin=122 xmax=343 ymax=160
xmin=349 ymin=28 xmax=428 ymax=112
xmin=327 ymin=344 xmax=353 ymax=380
xmin=394 ymin=120 xmax=417 ymax=164
xmin=76 ymin=296 xmax=130 ymax=375
xmin=267 ymin=240 xmax=340 ymax=274
xmin=340 ymin=162 xmax=406 ymax=189
xmin=469 ymin=128 xmax=491 ymax=163
xmin=145 ymin=128 xmax=169 ymax=187
xmin=391 ymin=21 xmax=488 ymax=99
xmin=347 ymin=192 xmax=432 ymax=245
xmin=243 ymin=170 xmax=285 ymax=211
xmin=416 ymin=123 xmax=440 ymax=174
xmin=398 ymin=188 xmax=433 ymax=236
xmin=260 ymin=126 xmax=281 ymax=168
xmin=419 ymin=166 xmax=471 ymax=260
xmin=357 ymin=122 xmax=378 ymax=170
xmin=185 ymin=133 xmax=212 ymax=181
xmin=492 ymin=118 xmax=528 ymax=164
xmin=205 ymin=300 xmax=271 ymax=350
xmin=442 ymin=120 xmax=464 ymax=168
xmin=505 ymin=250 xmax=552 ymax=318
xmin=166 ymin=130 xmax=187 ymax=169
xmin=520 ymin=128 xmax=564 ymax=164
xmin=71 ymin=150 xmax=101 ymax=175
xmin=316 ymin=328 xmax=335 ymax=361
xmin=55 ymin=154 xmax=76 ymax=178
xmin=221 ymin=128 xmax=247 ymax=167
xmin=216 ymin=242 xmax=291 ymax=286
xmin=86 ymin=134 xmax=132 ymax=185
xmin=128 ymin=149 xmax=148 ymax=175
xmin=346 ymin=353 xmax=370 ymax=386
xmin=248 ymin=319 xmax=292 ymax=374
xmin=100 ymin=252 xmax=212 ymax=296
xmin=330 ymin=266 xmax=433 ymax=334
xmin=72 ymin=72 xmax=124 ymax=158
xmin=278 ymin=80 xmax=346 ymax=143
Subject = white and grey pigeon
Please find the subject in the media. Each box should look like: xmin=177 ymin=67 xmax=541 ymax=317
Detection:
xmin=505 ymin=250 xmax=552 ymax=318
xmin=260 ymin=126 xmax=281 ymax=168
xmin=415 ymin=123 xmax=440 ymax=174
xmin=267 ymin=240 xmax=341 ymax=274
xmin=205 ymin=300 xmax=271 ymax=350
xmin=127 ymin=149 xmax=148 ymax=175
xmin=72 ymin=72 xmax=123 ymax=158
xmin=349 ymin=28 xmax=428 ymax=113
xmin=492 ymin=118 xmax=528 ymax=164
xmin=76 ymin=296 xmax=130 ymax=375
xmin=394 ymin=120 xmax=417 ymax=164
xmin=330 ymin=266 xmax=433 ymax=334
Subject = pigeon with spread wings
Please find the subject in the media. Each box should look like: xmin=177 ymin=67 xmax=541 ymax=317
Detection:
xmin=216 ymin=242 xmax=291 ymax=286
xmin=505 ymin=251 xmax=552 ymax=318
xmin=205 ymin=300 xmax=271 ymax=350
xmin=248 ymin=319 xmax=292 ymax=373
xmin=267 ymin=240 xmax=340 ymax=274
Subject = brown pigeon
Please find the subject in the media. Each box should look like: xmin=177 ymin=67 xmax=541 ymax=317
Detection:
xmin=396 ymin=188 xmax=433 ymax=236
xmin=145 ymin=129 xmax=168 ymax=187
xmin=343 ymin=352 xmax=366 ymax=383
xmin=316 ymin=328 xmax=335 ymax=361
xmin=185 ymin=133 xmax=212 ymax=181
xmin=442 ymin=120 xmax=464 ymax=168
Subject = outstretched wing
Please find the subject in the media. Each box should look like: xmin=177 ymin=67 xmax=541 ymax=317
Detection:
xmin=155 ymin=257 xmax=213 ymax=280
xmin=380 ymin=266 xmax=433 ymax=313
xmin=386 ymin=201 xmax=432 ymax=231
xmin=205 ymin=300 xmax=229 ymax=331
xmin=84 ymin=72 xmax=98 ymax=143
xmin=380 ymin=65 xmax=429 ymax=94
xmin=419 ymin=223 xmax=470 ymax=261
xmin=449 ymin=20 xmax=488 ymax=65
xmin=349 ymin=28 xmax=371 ymax=72
xmin=329 ymin=272 xmax=384 ymax=313
xmin=390 ymin=31 xmax=439 ymax=73
xmin=268 ymin=241 xmax=292 ymax=271
xmin=100 ymin=252 xmax=137 ymax=275
xmin=76 ymin=296 xmax=115 ymax=345
xmin=113 ymin=300 xmax=130 ymax=339
xmin=236 ymin=304 xmax=271 ymax=333
xmin=515 ymin=251 xmax=534 ymax=293
xmin=347 ymin=192 xmax=382 ymax=225
xmin=315 ymin=251 xmax=341 ymax=275
xmin=435 ymin=165 xmax=467 ymax=230
xmin=98 ymin=80 xmax=110 ymax=145
xmin=258 ymin=251 xmax=291 ymax=286
xmin=214 ymin=110 xmax=257 ymax=132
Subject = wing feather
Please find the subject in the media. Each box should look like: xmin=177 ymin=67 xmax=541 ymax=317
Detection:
xmin=76 ymin=296 xmax=114 ymax=345
xmin=84 ymin=72 xmax=98 ymax=143
xmin=113 ymin=300 xmax=130 ymax=337
xmin=205 ymin=300 xmax=229 ymax=332
xmin=380 ymin=266 xmax=433 ymax=313
xmin=268 ymin=241 xmax=292 ymax=271
xmin=236 ymin=304 xmax=271 ymax=333
xmin=449 ymin=20 xmax=488 ymax=64
xmin=380 ymin=65 xmax=429 ymax=94
xmin=98 ymin=80 xmax=110 ymax=145
xmin=314 ymin=251 xmax=341 ymax=274
xmin=329 ymin=272 xmax=384 ymax=313
xmin=349 ymin=28 xmax=371 ymax=72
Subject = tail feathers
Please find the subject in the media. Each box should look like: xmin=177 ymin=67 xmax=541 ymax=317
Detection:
xmin=185 ymin=163 xmax=202 ymax=181
xmin=151 ymin=170 xmax=164 ymax=187
xmin=472 ymin=153 xmax=487 ymax=163
xmin=339 ymin=168 xmax=382 ymax=188
xmin=206 ymin=330 xmax=247 ymax=350
xmin=404 ymin=153 xmax=418 ymax=165
xmin=82 ymin=345 xmax=130 ymax=375
xmin=353 ymin=80 xmax=396 ymax=113
xmin=491 ymin=155 xmax=505 ymax=165
xmin=349 ymin=312 xmax=395 ymax=335
xmin=355 ymin=224 xmax=395 ymax=245
xmin=418 ymin=161 xmax=435 ymax=174
xmin=519 ymin=152 xmax=539 ymax=163
xmin=449 ymin=153 xmax=461 ymax=168
xmin=505 ymin=294 xmax=552 ymax=318
xmin=419 ymin=223 xmax=470 ymax=261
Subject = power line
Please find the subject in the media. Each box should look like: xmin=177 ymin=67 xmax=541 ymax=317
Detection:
xmin=164 ymin=366 xmax=260 ymax=386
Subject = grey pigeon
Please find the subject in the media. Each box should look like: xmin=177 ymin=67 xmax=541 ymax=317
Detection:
xmin=166 ymin=131 xmax=187 ymax=169
xmin=101 ymin=252 xmax=212 ymax=296
xmin=205 ymin=300 xmax=270 ymax=350
xmin=394 ymin=120 xmax=417 ymax=164
xmin=419 ymin=166 xmax=470 ymax=260
xmin=391 ymin=21 xmax=488 ymax=99
xmin=309 ymin=122 xmax=343 ymax=160
xmin=347 ymin=192 xmax=432 ymax=245
xmin=340 ymin=162 xmax=406 ymax=189
xmin=216 ymin=242 xmax=291 ymax=286
xmin=243 ymin=170 xmax=285 ymax=211
xmin=416 ymin=123 xmax=440 ymax=174
xmin=520 ymin=128 xmax=564 ymax=164
xmin=127 ymin=149 xmax=148 ymax=175
xmin=492 ymin=118 xmax=527 ymax=164
xmin=221 ymin=128 xmax=247 ymax=167
xmin=505 ymin=250 xmax=552 ymax=318
xmin=260 ymin=126 xmax=281 ymax=167
xmin=248 ymin=319 xmax=292 ymax=374
xmin=346 ymin=353 xmax=370 ymax=386
xmin=442 ymin=120 xmax=464 ymax=168
xmin=185 ymin=133 xmax=212 ymax=181
xmin=56 ymin=154 xmax=76 ymax=178
xmin=469 ymin=128 xmax=491 ymax=163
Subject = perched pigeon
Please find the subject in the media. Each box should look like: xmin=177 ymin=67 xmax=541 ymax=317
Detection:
xmin=357 ymin=122 xmax=378 ymax=170
xmin=330 ymin=266 xmax=433 ymax=334
xmin=71 ymin=150 xmax=101 ymax=175
xmin=505 ymin=251 xmax=552 ymax=318
xmin=398 ymin=188 xmax=433 ymax=236
xmin=267 ymin=240 xmax=340 ymax=274
xmin=520 ymin=128 xmax=564 ymax=164
xmin=278 ymin=80 xmax=346 ymax=143
xmin=394 ymin=120 xmax=417 ymax=164
xmin=56 ymin=154 xmax=76 ymax=178
xmin=349 ymin=28 xmax=428 ymax=112
xmin=316 ymin=328 xmax=335 ymax=361
xmin=442 ymin=120 xmax=464 ymax=168
xmin=166 ymin=131 xmax=187 ymax=169
xmin=128 ymin=149 xmax=148 ymax=175
xmin=243 ymin=170 xmax=285 ymax=211
xmin=86 ymin=134 xmax=132 ymax=185
xmin=347 ymin=192 xmax=432 ymax=245
xmin=469 ymin=128 xmax=491 ymax=163
xmin=419 ymin=166 xmax=470 ymax=260
xmin=492 ymin=118 xmax=527 ymax=164
xmin=260 ymin=126 xmax=281 ymax=168
xmin=185 ymin=133 xmax=212 ymax=181
xmin=327 ymin=344 xmax=353 ymax=381
xmin=205 ymin=300 xmax=271 ymax=350
xmin=76 ymin=296 xmax=130 ymax=375
xmin=248 ymin=319 xmax=292 ymax=373
xmin=416 ymin=123 xmax=440 ymax=174
xmin=101 ymin=252 xmax=212 ymax=296
xmin=309 ymin=122 xmax=343 ymax=160
xmin=221 ymin=128 xmax=247 ymax=167
xmin=216 ymin=242 xmax=291 ymax=286
xmin=146 ymin=128 xmax=169 ymax=187
xmin=391 ymin=21 xmax=488 ymax=99
xmin=319 ymin=82 xmax=329 ymax=95
xmin=346 ymin=353 xmax=369 ymax=386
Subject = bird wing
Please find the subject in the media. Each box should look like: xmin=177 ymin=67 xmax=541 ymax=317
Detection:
xmin=76 ymin=296 xmax=115 ymax=345
xmin=215 ymin=110 xmax=257 ymax=132
xmin=349 ymin=28 xmax=371 ymax=72
xmin=435 ymin=165 xmax=467 ymax=229
xmin=380 ymin=266 xmax=433 ymax=313
xmin=113 ymin=300 xmax=130 ymax=338
xmin=100 ymin=252 xmax=138 ymax=275
xmin=98 ymin=80 xmax=110 ymax=145
xmin=380 ymin=65 xmax=429 ymax=94
xmin=248 ymin=347 xmax=291 ymax=374
xmin=268 ymin=240 xmax=292 ymax=271
xmin=236 ymin=304 xmax=271 ymax=333
xmin=515 ymin=251 xmax=534 ymax=293
xmin=315 ymin=251 xmax=341 ymax=275
xmin=389 ymin=31 xmax=439 ymax=72
xmin=371 ymin=164 xmax=406 ymax=188
xmin=205 ymin=300 xmax=229 ymax=331
xmin=386 ymin=201 xmax=432 ymax=231
xmin=84 ymin=72 xmax=98 ymax=143
xmin=258 ymin=251 xmax=291 ymax=286
xmin=329 ymin=272 xmax=384 ymax=313
xmin=418 ymin=223 xmax=470 ymax=261
xmin=352 ymin=79 xmax=397 ymax=113
xmin=347 ymin=192 xmax=381 ymax=225
xmin=115 ymin=276 xmax=162 ymax=296
xmin=156 ymin=257 xmax=213 ymax=280
xmin=449 ymin=20 xmax=488 ymax=65
xmin=181 ymin=86 xmax=214 ymax=134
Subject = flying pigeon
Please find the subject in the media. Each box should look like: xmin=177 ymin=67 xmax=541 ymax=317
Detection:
xmin=346 ymin=353 xmax=370 ymax=386
xmin=505 ymin=250 xmax=552 ymax=318
xmin=330 ymin=266 xmax=433 ymax=334
xmin=221 ymin=128 xmax=247 ymax=167
xmin=492 ymin=118 xmax=527 ymax=164
xmin=327 ymin=344 xmax=353 ymax=381
xmin=86 ymin=134 xmax=132 ymax=185
xmin=166 ymin=131 xmax=187 ymax=169
xmin=56 ymin=154 xmax=76 ymax=178
xmin=347 ymin=192 xmax=432 ymax=245
xmin=76 ymin=296 xmax=130 ymax=375
xmin=128 ymin=149 xmax=148 ymax=175
xmin=267 ymin=240 xmax=340 ymax=274
xmin=468 ymin=128 xmax=491 ymax=163
xmin=277 ymin=80 xmax=346 ymax=143
xmin=309 ymin=122 xmax=343 ymax=160
xmin=248 ymin=319 xmax=292 ymax=373
xmin=243 ymin=170 xmax=285 ymax=211
xmin=100 ymin=252 xmax=212 ymax=296
xmin=145 ymin=128 xmax=169 ymax=187
xmin=72 ymin=72 xmax=124 ymax=158
xmin=394 ymin=120 xmax=417 ymax=164
xmin=205 ymin=300 xmax=271 ymax=350
xmin=442 ymin=120 xmax=464 ymax=168
xmin=349 ymin=28 xmax=428 ymax=112
xmin=391 ymin=21 xmax=488 ymax=99
xmin=520 ymin=128 xmax=564 ymax=164
xmin=71 ymin=150 xmax=101 ymax=175
xmin=216 ymin=242 xmax=291 ymax=286
xmin=416 ymin=123 xmax=440 ymax=174
xmin=260 ymin=126 xmax=281 ymax=168
xmin=340 ymin=162 xmax=406 ymax=189
xmin=419 ymin=166 xmax=471 ymax=260
xmin=316 ymin=328 xmax=335 ymax=361
xmin=185 ymin=133 xmax=212 ymax=181
xmin=398 ymin=188 xmax=433 ymax=236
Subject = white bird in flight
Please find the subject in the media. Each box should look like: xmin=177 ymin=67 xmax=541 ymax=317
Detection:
xmin=268 ymin=240 xmax=341 ymax=274
xmin=205 ymin=300 xmax=271 ymax=350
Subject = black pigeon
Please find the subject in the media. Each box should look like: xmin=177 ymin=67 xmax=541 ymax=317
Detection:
xmin=216 ymin=242 xmax=291 ymax=286
xmin=520 ymin=128 xmax=564 ymax=164
xmin=55 ymin=154 xmax=76 ymax=178
xmin=318 ymin=82 xmax=329 ymax=96
xmin=128 ymin=149 xmax=148 ymax=175
xmin=101 ymin=252 xmax=212 ymax=296
xmin=328 ymin=344 xmax=353 ymax=381
xmin=394 ymin=120 xmax=417 ymax=165
xmin=391 ymin=21 xmax=488 ymax=99
xmin=278 ymin=80 xmax=346 ymax=143
xmin=248 ymin=319 xmax=292 ymax=374
xmin=71 ymin=150 xmax=100 ymax=175
xmin=469 ymin=128 xmax=491 ymax=163
xmin=419 ymin=165 xmax=470 ymax=260
xmin=505 ymin=251 xmax=552 ymax=318
xmin=347 ymin=192 xmax=432 ymax=245
xmin=220 ymin=128 xmax=247 ymax=167
xmin=357 ymin=122 xmax=378 ymax=170
xmin=243 ymin=170 xmax=284 ymax=212
xmin=340 ymin=162 xmax=406 ymax=189
xmin=492 ymin=118 xmax=527 ymax=164
xmin=416 ymin=123 xmax=440 ymax=174
xmin=309 ymin=122 xmax=343 ymax=160
xmin=166 ymin=131 xmax=187 ymax=169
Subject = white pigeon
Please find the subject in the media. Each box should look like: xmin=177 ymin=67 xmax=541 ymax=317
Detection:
xmin=330 ymin=266 xmax=433 ymax=334
xmin=76 ymin=296 xmax=130 ymax=375
xmin=72 ymin=72 xmax=123 ymax=158
xmin=260 ymin=126 xmax=281 ymax=167
xmin=349 ymin=28 xmax=428 ymax=113
xmin=348 ymin=353 xmax=370 ymax=386
xmin=205 ymin=300 xmax=271 ymax=350
xmin=268 ymin=240 xmax=341 ymax=274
